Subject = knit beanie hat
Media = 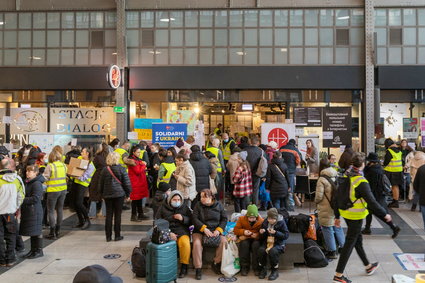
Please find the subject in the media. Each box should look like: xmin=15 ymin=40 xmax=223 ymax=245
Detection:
xmin=239 ymin=151 xmax=248 ymax=161
xmin=246 ymin=204 xmax=259 ymax=217
xmin=267 ymin=208 xmax=279 ymax=220
xmin=158 ymin=182 xmax=171 ymax=193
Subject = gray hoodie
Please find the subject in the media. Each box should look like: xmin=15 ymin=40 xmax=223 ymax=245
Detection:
xmin=0 ymin=170 xmax=25 ymax=214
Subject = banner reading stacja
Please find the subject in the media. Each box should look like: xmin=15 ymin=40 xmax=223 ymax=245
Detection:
xmin=152 ymin=123 xmax=187 ymax=148
xmin=261 ymin=123 xmax=296 ymax=148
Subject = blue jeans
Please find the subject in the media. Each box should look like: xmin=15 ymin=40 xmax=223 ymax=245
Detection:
xmin=272 ymin=197 xmax=287 ymax=210
xmin=421 ymin=206 xmax=425 ymax=230
xmin=321 ymin=225 xmax=345 ymax=252
xmin=288 ymin=173 xmax=295 ymax=193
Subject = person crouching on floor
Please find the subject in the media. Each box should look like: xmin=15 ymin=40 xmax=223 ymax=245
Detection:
xmin=234 ymin=204 xmax=264 ymax=276
xmin=258 ymin=208 xmax=289 ymax=281
xmin=155 ymin=190 xmax=192 ymax=278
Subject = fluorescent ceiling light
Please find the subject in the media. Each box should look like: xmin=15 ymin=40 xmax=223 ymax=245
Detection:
xmin=280 ymin=48 xmax=288 ymax=52
xmin=29 ymin=56 xmax=42 ymax=60
xmin=337 ymin=16 xmax=350 ymax=20
xmin=112 ymin=52 xmax=117 ymax=55
xmin=160 ymin=17 xmax=175 ymax=22
xmin=148 ymin=50 xmax=161 ymax=55
xmin=0 ymin=21 xmax=4 ymax=25
xmin=236 ymin=51 xmax=246 ymax=56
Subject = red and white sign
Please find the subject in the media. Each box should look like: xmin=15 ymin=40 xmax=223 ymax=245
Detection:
xmin=261 ymin=123 xmax=296 ymax=148
xmin=107 ymin=65 xmax=121 ymax=89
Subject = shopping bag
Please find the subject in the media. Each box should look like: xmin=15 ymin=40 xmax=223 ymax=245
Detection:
xmin=259 ymin=181 xmax=271 ymax=203
xmin=221 ymin=241 xmax=240 ymax=278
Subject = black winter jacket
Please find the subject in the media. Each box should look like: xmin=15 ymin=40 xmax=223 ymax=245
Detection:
xmin=189 ymin=152 xmax=212 ymax=192
xmin=89 ymin=153 xmax=107 ymax=202
xmin=20 ymin=174 xmax=44 ymax=236
xmin=239 ymin=143 xmax=262 ymax=175
xmin=155 ymin=191 xmax=192 ymax=236
xmin=266 ymin=158 xmax=290 ymax=199
xmin=192 ymin=200 xmax=227 ymax=234
xmin=99 ymin=165 xmax=132 ymax=199
xmin=259 ymin=217 xmax=289 ymax=252
xmin=413 ymin=164 xmax=425 ymax=206
xmin=364 ymin=163 xmax=385 ymax=201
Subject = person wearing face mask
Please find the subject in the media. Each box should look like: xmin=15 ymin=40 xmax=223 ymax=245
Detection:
xmin=192 ymin=189 xmax=228 ymax=280
xmin=234 ymin=204 xmax=264 ymax=276
xmin=258 ymin=208 xmax=289 ymax=281
xmin=155 ymin=190 xmax=192 ymax=278
xmin=221 ymin=133 xmax=236 ymax=165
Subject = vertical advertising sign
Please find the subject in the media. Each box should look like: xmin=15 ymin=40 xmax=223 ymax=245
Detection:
xmin=403 ymin=118 xmax=418 ymax=139
xmin=152 ymin=123 xmax=187 ymax=148
xmin=322 ymin=107 xmax=352 ymax=147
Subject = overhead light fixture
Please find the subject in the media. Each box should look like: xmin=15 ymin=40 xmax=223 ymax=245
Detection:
xmin=194 ymin=107 xmax=200 ymax=114
xmin=159 ymin=12 xmax=175 ymax=22
xmin=148 ymin=50 xmax=161 ymax=55
xmin=112 ymin=52 xmax=117 ymax=55
xmin=221 ymin=110 xmax=225 ymax=113
xmin=337 ymin=16 xmax=350 ymax=20
xmin=0 ymin=21 xmax=4 ymax=25
xmin=280 ymin=48 xmax=288 ymax=52
xmin=236 ymin=51 xmax=246 ymax=56
xmin=29 ymin=56 xmax=42 ymax=60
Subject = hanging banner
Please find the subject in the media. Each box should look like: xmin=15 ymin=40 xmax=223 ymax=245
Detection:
xmin=10 ymin=108 xmax=48 ymax=134
xmin=322 ymin=107 xmax=352 ymax=147
xmin=403 ymin=118 xmax=419 ymax=139
xmin=50 ymin=108 xmax=116 ymax=135
xmin=152 ymin=123 xmax=187 ymax=148
xmin=261 ymin=123 xmax=296 ymax=148
xmin=166 ymin=110 xmax=197 ymax=135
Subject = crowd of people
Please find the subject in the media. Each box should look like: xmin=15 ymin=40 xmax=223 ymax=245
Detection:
xmin=0 ymin=130 xmax=423 ymax=283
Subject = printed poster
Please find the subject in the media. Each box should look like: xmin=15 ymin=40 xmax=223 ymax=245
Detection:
xmin=380 ymin=103 xmax=407 ymax=140
xmin=403 ymin=118 xmax=418 ymax=139
xmin=166 ymin=110 xmax=197 ymax=135
xmin=261 ymin=123 xmax=296 ymax=148
xmin=152 ymin=123 xmax=187 ymax=148
xmin=322 ymin=107 xmax=352 ymax=147
xmin=134 ymin=118 xmax=163 ymax=140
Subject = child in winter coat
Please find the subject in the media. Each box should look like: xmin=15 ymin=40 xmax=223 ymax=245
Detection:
xmin=258 ymin=208 xmax=289 ymax=281
xmin=234 ymin=204 xmax=264 ymax=276
xmin=232 ymin=151 xmax=253 ymax=212
xmin=152 ymin=182 xmax=171 ymax=217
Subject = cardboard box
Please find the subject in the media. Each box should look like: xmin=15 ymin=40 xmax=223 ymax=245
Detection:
xmin=67 ymin=157 xmax=89 ymax=177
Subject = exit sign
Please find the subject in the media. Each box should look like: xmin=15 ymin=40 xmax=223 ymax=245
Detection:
xmin=114 ymin=106 xmax=125 ymax=113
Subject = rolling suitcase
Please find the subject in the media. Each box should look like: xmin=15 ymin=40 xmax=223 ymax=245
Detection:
xmin=146 ymin=241 xmax=178 ymax=283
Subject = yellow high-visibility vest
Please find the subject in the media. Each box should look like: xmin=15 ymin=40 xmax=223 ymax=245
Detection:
xmin=339 ymin=176 xmax=369 ymax=220
xmin=206 ymin=147 xmax=222 ymax=173
xmin=46 ymin=161 xmax=67 ymax=193
xmin=158 ymin=162 xmax=177 ymax=185
xmin=74 ymin=161 xmax=95 ymax=188
xmin=115 ymin=148 xmax=128 ymax=169
xmin=384 ymin=148 xmax=403 ymax=173
xmin=221 ymin=140 xmax=235 ymax=161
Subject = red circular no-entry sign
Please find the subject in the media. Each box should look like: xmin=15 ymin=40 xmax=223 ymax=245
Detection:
xmin=268 ymin=128 xmax=289 ymax=148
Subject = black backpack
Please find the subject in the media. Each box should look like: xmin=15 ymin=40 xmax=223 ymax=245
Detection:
xmin=304 ymin=239 xmax=328 ymax=268
xmin=333 ymin=176 xmax=354 ymax=210
xmin=287 ymin=213 xmax=310 ymax=234
xmin=379 ymin=174 xmax=392 ymax=196
xmin=131 ymin=246 xmax=146 ymax=277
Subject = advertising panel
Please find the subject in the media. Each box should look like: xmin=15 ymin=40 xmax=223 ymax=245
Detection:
xmin=403 ymin=118 xmax=419 ymax=139
xmin=152 ymin=123 xmax=187 ymax=148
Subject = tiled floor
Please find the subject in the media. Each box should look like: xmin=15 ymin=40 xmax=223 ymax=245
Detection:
xmin=0 ymin=202 xmax=423 ymax=283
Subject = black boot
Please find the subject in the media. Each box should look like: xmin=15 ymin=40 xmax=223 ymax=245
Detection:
xmin=411 ymin=204 xmax=417 ymax=211
xmin=28 ymin=237 xmax=44 ymax=259
xmin=258 ymin=266 xmax=267 ymax=279
xmin=178 ymin=264 xmax=188 ymax=278
xmin=268 ymin=268 xmax=279 ymax=281
xmin=72 ymin=222 xmax=84 ymax=228
xmin=130 ymin=214 xmax=140 ymax=222
xmin=55 ymin=225 xmax=61 ymax=238
xmin=138 ymin=207 xmax=149 ymax=220
xmin=392 ymin=226 xmax=401 ymax=239
xmin=22 ymin=237 xmax=36 ymax=258
xmin=388 ymin=200 xmax=399 ymax=208
xmin=81 ymin=219 xmax=91 ymax=230
xmin=361 ymin=228 xmax=371 ymax=235
xmin=211 ymin=262 xmax=221 ymax=275
xmin=241 ymin=266 xmax=249 ymax=276
xmin=195 ymin=268 xmax=202 ymax=280
xmin=46 ymin=227 xmax=57 ymax=240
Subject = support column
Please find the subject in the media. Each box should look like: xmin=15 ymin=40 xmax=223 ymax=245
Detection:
xmin=115 ymin=0 xmax=128 ymax=142
xmin=364 ymin=0 xmax=375 ymax=154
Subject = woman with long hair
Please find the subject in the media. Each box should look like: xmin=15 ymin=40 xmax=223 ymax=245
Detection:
xmin=305 ymin=139 xmax=319 ymax=175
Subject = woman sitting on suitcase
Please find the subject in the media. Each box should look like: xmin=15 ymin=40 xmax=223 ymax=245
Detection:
xmin=155 ymin=190 xmax=192 ymax=278
xmin=192 ymin=189 xmax=228 ymax=280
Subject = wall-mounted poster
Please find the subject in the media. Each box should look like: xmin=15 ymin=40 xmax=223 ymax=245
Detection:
xmin=166 ymin=110 xmax=197 ymax=135
xmin=403 ymin=118 xmax=419 ymax=139
xmin=380 ymin=103 xmax=407 ymax=140
xmin=322 ymin=107 xmax=352 ymax=147
xmin=10 ymin=108 xmax=48 ymax=134
xmin=294 ymin=107 xmax=322 ymax=127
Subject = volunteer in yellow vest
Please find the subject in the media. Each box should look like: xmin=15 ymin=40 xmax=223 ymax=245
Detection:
xmin=213 ymin=123 xmax=222 ymax=137
xmin=220 ymin=133 xmax=236 ymax=164
xmin=43 ymin=149 xmax=68 ymax=240
xmin=114 ymin=140 xmax=132 ymax=170
xmin=383 ymin=138 xmax=403 ymax=208
xmin=333 ymin=152 xmax=392 ymax=283
xmin=207 ymin=138 xmax=226 ymax=199
xmin=158 ymin=149 xmax=177 ymax=188
xmin=205 ymin=133 xmax=216 ymax=149
xmin=72 ymin=148 xmax=95 ymax=230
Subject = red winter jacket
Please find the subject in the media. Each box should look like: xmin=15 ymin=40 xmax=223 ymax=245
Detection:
xmin=128 ymin=156 xmax=149 ymax=200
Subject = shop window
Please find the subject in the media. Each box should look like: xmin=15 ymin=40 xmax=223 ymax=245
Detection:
xmin=90 ymin=30 xmax=105 ymax=49
xmin=389 ymin=28 xmax=402 ymax=45
xmin=336 ymin=29 xmax=349 ymax=45
xmin=142 ymin=29 xmax=155 ymax=47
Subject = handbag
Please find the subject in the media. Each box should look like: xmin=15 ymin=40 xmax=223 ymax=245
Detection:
xmin=107 ymin=166 xmax=122 ymax=185
xmin=202 ymin=234 xmax=221 ymax=248
xmin=151 ymin=219 xmax=171 ymax=244
xmin=209 ymin=177 xmax=218 ymax=194
xmin=221 ymin=241 xmax=240 ymax=278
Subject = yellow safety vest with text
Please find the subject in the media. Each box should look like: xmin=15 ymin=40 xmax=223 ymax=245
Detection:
xmin=214 ymin=128 xmax=220 ymax=135
xmin=46 ymin=161 xmax=67 ymax=193
xmin=74 ymin=161 xmax=95 ymax=188
xmin=115 ymin=148 xmax=128 ymax=169
xmin=221 ymin=140 xmax=235 ymax=161
xmin=339 ymin=176 xmax=369 ymax=220
xmin=207 ymin=147 xmax=222 ymax=173
xmin=158 ymin=162 xmax=176 ymax=185
xmin=384 ymin=148 xmax=403 ymax=173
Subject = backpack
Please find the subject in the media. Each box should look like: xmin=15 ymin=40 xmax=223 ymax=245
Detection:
xmin=131 ymin=246 xmax=147 ymax=277
xmin=379 ymin=173 xmax=392 ymax=196
xmin=256 ymin=150 xmax=268 ymax=178
xmin=333 ymin=176 xmax=354 ymax=210
xmin=304 ymin=239 xmax=328 ymax=268
xmin=287 ymin=213 xmax=310 ymax=234
xmin=151 ymin=219 xmax=171 ymax=245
